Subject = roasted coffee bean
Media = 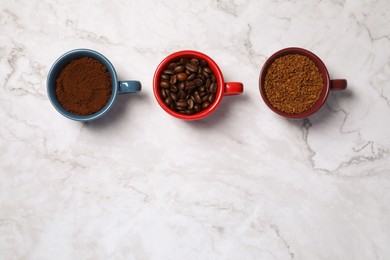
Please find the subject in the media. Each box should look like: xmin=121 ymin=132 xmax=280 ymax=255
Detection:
xmin=187 ymin=73 xmax=196 ymax=81
xmin=194 ymin=92 xmax=202 ymax=104
xmin=187 ymin=84 xmax=197 ymax=91
xmin=170 ymin=75 xmax=177 ymax=84
xmin=186 ymin=81 xmax=197 ymax=88
xmin=176 ymin=100 xmax=188 ymax=108
xmin=210 ymin=83 xmax=217 ymax=94
xmin=160 ymin=80 xmax=170 ymax=88
xmin=190 ymin=58 xmax=199 ymax=65
xmin=202 ymin=70 xmax=209 ymax=78
xmin=194 ymin=79 xmax=203 ymax=87
xmin=174 ymin=65 xmax=185 ymax=73
xmin=171 ymin=84 xmax=178 ymax=93
xmin=185 ymin=63 xmax=198 ymax=73
xmin=194 ymin=104 xmax=201 ymax=112
xmin=203 ymin=67 xmax=212 ymax=74
xmin=205 ymin=78 xmax=211 ymax=88
xmin=199 ymin=59 xmax=207 ymax=67
xmin=180 ymin=58 xmax=189 ymax=65
xmin=186 ymin=109 xmax=195 ymax=115
xmin=178 ymin=82 xmax=185 ymax=91
xmin=178 ymin=90 xmax=186 ymax=99
xmin=187 ymin=99 xmax=194 ymax=109
xmin=167 ymin=62 xmax=177 ymax=69
xmin=202 ymin=102 xmax=210 ymax=109
xmin=208 ymin=94 xmax=215 ymax=103
xmin=161 ymin=89 xmax=167 ymax=99
xmin=170 ymin=92 xmax=178 ymax=101
xmin=163 ymin=69 xmax=174 ymax=75
xmin=164 ymin=96 xmax=173 ymax=105
xmin=159 ymin=57 xmax=218 ymax=115
xmin=161 ymin=73 xmax=170 ymax=80
xmin=177 ymin=72 xmax=188 ymax=82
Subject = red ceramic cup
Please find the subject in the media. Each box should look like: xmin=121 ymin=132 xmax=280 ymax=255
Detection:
xmin=153 ymin=50 xmax=243 ymax=120
xmin=259 ymin=47 xmax=347 ymax=119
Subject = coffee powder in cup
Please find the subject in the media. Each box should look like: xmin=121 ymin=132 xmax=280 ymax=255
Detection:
xmin=55 ymin=57 xmax=112 ymax=116
xmin=264 ymin=54 xmax=323 ymax=114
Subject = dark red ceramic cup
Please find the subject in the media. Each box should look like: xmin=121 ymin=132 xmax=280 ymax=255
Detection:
xmin=259 ymin=47 xmax=347 ymax=119
xmin=153 ymin=50 xmax=243 ymax=120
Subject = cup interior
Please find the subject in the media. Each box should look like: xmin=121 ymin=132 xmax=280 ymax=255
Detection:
xmin=47 ymin=49 xmax=118 ymax=121
xmin=259 ymin=47 xmax=330 ymax=119
xmin=153 ymin=50 xmax=225 ymax=120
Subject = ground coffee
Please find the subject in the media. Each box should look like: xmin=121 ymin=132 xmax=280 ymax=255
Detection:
xmin=264 ymin=54 xmax=323 ymax=114
xmin=55 ymin=57 xmax=112 ymax=116
xmin=159 ymin=58 xmax=217 ymax=115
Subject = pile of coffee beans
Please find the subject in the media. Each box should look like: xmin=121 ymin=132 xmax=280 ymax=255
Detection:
xmin=159 ymin=58 xmax=217 ymax=115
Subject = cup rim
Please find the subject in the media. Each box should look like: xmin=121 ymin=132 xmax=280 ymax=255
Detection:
xmin=47 ymin=48 xmax=118 ymax=121
xmin=153 ymin=50 xmax=224 ymax=120
xmin=259 ymin=47 xmax=330 ymax=119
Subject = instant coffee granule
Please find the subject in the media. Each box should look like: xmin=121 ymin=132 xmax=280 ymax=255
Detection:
xmin=55 ymin=57 xmax=112 ymax=116
xmin=264 ymin=54 xmax=323 ymax=114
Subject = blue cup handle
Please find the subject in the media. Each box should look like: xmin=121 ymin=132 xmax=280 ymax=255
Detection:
xmin=118 ymin=80 xmax=141 ymax=94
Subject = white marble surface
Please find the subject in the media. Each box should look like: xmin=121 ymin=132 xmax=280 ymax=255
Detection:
xmin=1 ymin=0 xmax=390 ymax=259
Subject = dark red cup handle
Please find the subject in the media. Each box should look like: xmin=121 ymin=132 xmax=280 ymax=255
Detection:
xmin=224 ymin=82 xmax=244 ymax=96
xmin=330 ymin=79 xmax=347 ymax=91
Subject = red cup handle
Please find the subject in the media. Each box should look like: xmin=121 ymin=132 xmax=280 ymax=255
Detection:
xmin=224 ymin=82 xmax=243 ymax=96
xmin=330 ymin=79 xmax=347 ymax=91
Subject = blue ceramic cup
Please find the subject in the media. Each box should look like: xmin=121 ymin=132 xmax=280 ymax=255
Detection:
xmin=47 ymin=49 xmax=141 ymax=121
